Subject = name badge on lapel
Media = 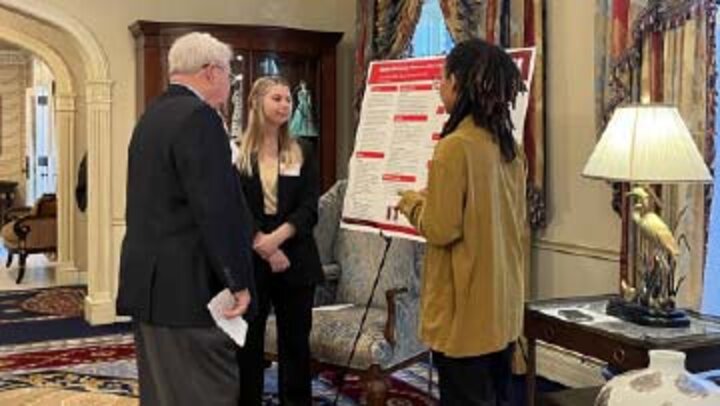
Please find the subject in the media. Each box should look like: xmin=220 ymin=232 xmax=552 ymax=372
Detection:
xmin=280 ymin=162 xmax=301 ymax=177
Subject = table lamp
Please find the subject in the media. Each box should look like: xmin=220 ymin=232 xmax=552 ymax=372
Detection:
xmin=582 ymin=104 xmax=712 ymax=327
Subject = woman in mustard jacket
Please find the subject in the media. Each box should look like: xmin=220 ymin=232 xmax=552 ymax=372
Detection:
xmin=397 ymin=39 xmax=528 ymax=405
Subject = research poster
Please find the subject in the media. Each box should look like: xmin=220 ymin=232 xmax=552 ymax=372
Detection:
xmin=342 ymin=49 xmax=535 ymax=241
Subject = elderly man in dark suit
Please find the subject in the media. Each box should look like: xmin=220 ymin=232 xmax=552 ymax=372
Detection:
xmin=116 ymin=32 xmax=255 ymax=406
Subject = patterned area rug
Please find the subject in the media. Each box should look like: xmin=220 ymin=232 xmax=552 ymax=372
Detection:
xmin=0 ymin=286 xmax=85 ymax=324
xmin=0 ymin=334 xmax=138 ymax=405
xmin=0 ymin=287 xmax=436 ymax=404
xmin=0 ymin=332 xmax=438 ymax=405
xmin=0 ymin=365 xmax=437 ymax=405
xmin=0 ymin=286 xmax=130 ymax=346
xmin=0 ymin=287 xmax=596 ymax=404
xmin=0 ymin=336 xmax=135 ymax=373
xmin=266 ymin=363 xmax=438 ymax=405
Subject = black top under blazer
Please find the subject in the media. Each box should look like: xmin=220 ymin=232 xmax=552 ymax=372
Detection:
xmin=117 ymin=84 xmax=256 ymax=327
xmin=237 ymin=139 xmax=323 ymax=286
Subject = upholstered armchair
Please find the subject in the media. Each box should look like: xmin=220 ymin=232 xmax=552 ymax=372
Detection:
xmin=1 ymin=194 xmax=57 ymax=283
xmin=264 ymin=180 xmax=427 ymax=405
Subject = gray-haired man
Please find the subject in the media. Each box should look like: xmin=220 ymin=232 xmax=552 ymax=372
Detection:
xmin=117 ymin=32 xmax=255 ymax=405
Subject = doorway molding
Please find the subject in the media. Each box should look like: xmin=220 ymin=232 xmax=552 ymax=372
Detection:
xmin=0 ymin=0 xmax=116 ymax=324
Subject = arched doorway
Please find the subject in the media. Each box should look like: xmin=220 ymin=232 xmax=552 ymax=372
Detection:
xmin=0 ymin=0 xmax=116 ymax=324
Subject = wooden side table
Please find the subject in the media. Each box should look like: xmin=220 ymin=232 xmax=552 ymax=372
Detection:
xmin=538 ymin=386 xmax=601 ymax=406
xmin=524 ymin=295 xmax=720 ymax=406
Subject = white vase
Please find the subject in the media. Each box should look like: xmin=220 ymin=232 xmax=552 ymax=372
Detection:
xmin=595 ymin=350 xmax=720 ymax=406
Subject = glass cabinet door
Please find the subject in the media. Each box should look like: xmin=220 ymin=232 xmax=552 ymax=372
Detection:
xmin=227 ymin=50 xmax=250 ymax=140
xmin=250 ymin=52 xmax=321 ymax=140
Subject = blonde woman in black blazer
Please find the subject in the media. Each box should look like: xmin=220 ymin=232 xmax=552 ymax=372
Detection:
xmin=235 ymin=76 xmax=322 ymax=406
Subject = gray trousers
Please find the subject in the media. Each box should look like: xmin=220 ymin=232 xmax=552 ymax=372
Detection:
xmin=134 ymin=322 xmax=240 ymax=406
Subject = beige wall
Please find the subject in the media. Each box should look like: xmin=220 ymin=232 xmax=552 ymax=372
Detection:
xmin=533 ymin=0 xmax=620 ymax=299
xmin=0 ymin=50 xmax=28 ymax=204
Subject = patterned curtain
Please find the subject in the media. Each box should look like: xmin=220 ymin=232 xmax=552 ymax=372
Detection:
xmin=438 ymin=0 xmax=547 ymax=231
xmin=354 ymin=0 xmax=424 ymax=120
xmin=595 ymin=0 xmax=650 ymax=129
xmin=595 ymin=0 xmax=717 ymax=310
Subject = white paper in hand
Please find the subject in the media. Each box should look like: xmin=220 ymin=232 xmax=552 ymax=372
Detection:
xmin=207 ymin=288 xmax=248 ymax=347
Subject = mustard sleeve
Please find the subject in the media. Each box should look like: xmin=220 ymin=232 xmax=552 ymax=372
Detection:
xmin=397 ymin=190 xmax=425 ymax=225
xmin=414 ymin=137 xmax=467 ymax=246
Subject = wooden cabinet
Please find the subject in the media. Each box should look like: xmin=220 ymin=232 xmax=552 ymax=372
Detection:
xmin=130 ymin=21 xmax=343 ymax=191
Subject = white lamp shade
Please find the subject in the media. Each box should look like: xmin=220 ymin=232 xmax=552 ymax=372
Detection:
xmin=582 ymin=104 xmax=712 ymax=183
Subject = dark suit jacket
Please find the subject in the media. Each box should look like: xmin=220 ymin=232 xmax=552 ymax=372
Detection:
xmin=237 ymin=139 xmax=323 ymax=286
xmin=117 ymin=84 xmax=255 ymax=327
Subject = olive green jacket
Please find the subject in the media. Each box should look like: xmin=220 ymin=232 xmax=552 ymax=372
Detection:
xmin=398 ymin=116 xmax=528 ymax=357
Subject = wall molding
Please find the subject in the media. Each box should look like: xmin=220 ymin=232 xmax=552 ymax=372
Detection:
xmin=0 ymin=15 xmax=79 ymax=294
xmin=534 ymin=238 xmax=619 ymax=262
xmin=84 ymin=291 xmax=115 ymax=325
xmin=0 ymin=0 xmax=109 ymax=80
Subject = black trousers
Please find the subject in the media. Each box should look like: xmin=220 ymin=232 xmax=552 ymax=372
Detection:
xmin=237 ymin=269 xmax=315 ymax=406
xmin=433 ymin=343 xmax=514 ymax=406
xmin=134 ymin=322 xmax=240 ymax=406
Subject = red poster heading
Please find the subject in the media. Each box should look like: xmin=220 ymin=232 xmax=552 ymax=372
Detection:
xmin=367 ymin=49 xmax=532 ymax=86
xmin=368 ymin=58 xmax=444 ymax=85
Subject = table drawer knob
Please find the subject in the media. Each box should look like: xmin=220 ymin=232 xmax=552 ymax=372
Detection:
xmin=543 ymin=327 xmax=556 ymax=340
xmin=613 ymin=348 xmax=626 ymax=364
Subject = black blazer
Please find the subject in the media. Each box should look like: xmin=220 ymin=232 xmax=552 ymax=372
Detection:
xmin=237 ymin=139 xmax=323 ymax=286
xmin=117 ymin=85 xmax=256 ymax=327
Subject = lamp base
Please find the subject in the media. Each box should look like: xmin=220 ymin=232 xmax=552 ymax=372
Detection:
xmin=606 ymin=297 xmax=690 ymax=328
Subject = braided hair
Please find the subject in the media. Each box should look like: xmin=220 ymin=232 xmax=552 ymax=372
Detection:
xmin=441 ymin=38 xmax=526 ymax=162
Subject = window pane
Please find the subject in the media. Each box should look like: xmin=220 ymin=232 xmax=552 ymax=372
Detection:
xmin=410 ymin=0 xmax=454 ymax=57
xmin=702 ymin=15 xmax=720 ymax=316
